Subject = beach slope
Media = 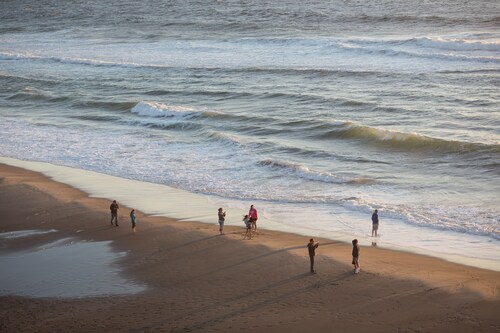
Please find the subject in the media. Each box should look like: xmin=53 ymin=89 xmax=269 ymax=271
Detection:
xmin=0 ymin=164 xmax=499 ymax=333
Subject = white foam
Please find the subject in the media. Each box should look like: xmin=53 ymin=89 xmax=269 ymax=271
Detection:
xmin=0 ymin=229 xmax=57 ymax=239
xmin=131 ymin=101 xmax=199 ymax=118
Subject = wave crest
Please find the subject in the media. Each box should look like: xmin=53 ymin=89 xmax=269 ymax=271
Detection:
xmin=258 ymin=158 xmax=373 ymax=185
xmin=317 ymin=122 xmax=497 ymax=154
xmin=131 ymin=101 xmax=200 ymax=119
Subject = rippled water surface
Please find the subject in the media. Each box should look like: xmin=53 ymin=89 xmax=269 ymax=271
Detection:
xmin=0 ymin=0 xmax=498 ymax=266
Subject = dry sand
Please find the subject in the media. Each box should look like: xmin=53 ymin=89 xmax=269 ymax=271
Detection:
xmin=0 ymin=164 xmax=499 ymax=333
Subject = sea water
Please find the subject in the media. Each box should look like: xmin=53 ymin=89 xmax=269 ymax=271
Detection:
xmin=0 ymin=0 xmax=498 ymax=270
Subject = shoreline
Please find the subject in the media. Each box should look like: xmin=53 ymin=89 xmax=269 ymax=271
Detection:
xmin=1 ymin=162 xmax=500 ymax=332
xmin=1 ymin=156 xmax=499 ymax=272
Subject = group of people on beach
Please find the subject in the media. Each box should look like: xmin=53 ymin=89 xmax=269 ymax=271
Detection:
xmin=218 ymin=205 xmax=379 ymax=275
xmin=308 ymin=209 xmax=379 ymax=275
xmin=217 ymin=204 xmax=258 ymax=240
xmin=109 ymin=200 xmax=136 ymax=233
xmin=110 ymin=198 xmax=379 ymax=275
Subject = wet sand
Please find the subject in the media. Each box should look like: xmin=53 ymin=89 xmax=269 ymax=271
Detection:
xmin=0 ymin=163 xmax=499 ymax=333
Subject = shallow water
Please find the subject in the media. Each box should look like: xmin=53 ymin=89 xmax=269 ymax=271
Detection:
xmin=0 ymin=231 xmax=146 ymax=298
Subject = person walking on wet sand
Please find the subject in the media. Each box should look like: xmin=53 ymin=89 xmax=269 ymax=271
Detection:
xmin=352 ymin=239 xmax=360 ymax=274
xmin=249 ymin=204 xmax=258 ymax=232
xmin=130 ymin=209 xmax=137 ymax=233
xmin=371 ymin=209 xmax=379 ymax=237
xmin=307 ymin=238 xmax=319 ymax=273
xmin=110 ymin=200 xmax=119 ymax=226
xmin=218 ymin=208 xmax=226 ymax=235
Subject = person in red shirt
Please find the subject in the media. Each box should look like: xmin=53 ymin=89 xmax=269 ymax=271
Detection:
xmin=248 ymin=205 xmax=258 ymax=232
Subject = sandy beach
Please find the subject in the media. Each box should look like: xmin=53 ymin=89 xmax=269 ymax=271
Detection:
xmin=0 ymin=163 xmax=499 ymax=333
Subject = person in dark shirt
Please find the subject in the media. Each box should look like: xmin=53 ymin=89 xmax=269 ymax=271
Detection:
xmin=218 ymin=208 xmax=226 ymax=235
xmin=371 ymin=209 xmax=379 ymax=237
xmin=130 ymin=209 xmax=137 ymax=233
xmin=307 ymin=238 xmax=319 ymax=273
xmin=352 ymin=239 xmax=360 ymax=274
xmin=110 ymin=200 xmax=119 ymax=226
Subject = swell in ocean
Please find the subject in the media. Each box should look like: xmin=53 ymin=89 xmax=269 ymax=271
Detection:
xmin=1 ymin=0 xmax=499 ymax=269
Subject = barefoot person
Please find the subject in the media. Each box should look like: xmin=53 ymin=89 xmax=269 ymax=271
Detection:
xmin=130 ymin=209 xmax=137 ymax=233
xmin=110 ymin=200 xmax=119 ymax=226
xmin=307 ymin=238 xmax=319 ymax=273
xmin=352 ymin=239 xmax=360 ymax=274
xmin=371 ymin=209 xmax=379 ymax=237
xmin=218 ymin=208 xmax=226 ymax=235
xmin=249 ymin=205 xmax=258 ymax=232
xmin=243 ymin=215 xmax=252 ymax=240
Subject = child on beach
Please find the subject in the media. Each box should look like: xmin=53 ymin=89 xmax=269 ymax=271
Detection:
xmin=243 ymin=214 xmax=252 ymax=240
xmin=130 ymin=209 xmax=137 ymax=233
xmin=218 ymin=208 xmax=226 ymax=235
xmin=352 ymin=239 xmax=360 ymax=274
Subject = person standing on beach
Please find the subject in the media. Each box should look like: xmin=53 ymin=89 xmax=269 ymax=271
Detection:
xmin=352 ymin=239 xmax=360 ymax=274
xmin=110 ymin=200 xmax=119 ymax=226
xmin=249 ymin=205 xmax=258 ymax=232
xmin=307 ymin=238 xmax=319 ymax=273
xmin=218 ymin=208 xmax=226 ymax=235
xmin=130 ymin=209 xmax=137 ymax=233
xmin=243 ymin=215 xmax=252 ymax=240
xmin=371 ymin=209 xmax=379 ymax=237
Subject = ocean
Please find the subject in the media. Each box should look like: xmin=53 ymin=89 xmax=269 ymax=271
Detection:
xmin=0 ymin=0 xmax=499 ymax=270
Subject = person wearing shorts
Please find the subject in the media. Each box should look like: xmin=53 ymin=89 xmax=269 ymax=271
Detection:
xmin=248 ymin=205 xmax=258 ymax=232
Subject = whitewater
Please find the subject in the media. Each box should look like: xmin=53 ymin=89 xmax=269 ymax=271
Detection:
xmin=0 ymin=0 xmax=499 ymax=270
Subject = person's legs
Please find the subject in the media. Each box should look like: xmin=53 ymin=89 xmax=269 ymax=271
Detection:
xmin=251 ymin=218 xmax=257 ymax=232
xmin=309 ymin=255 xmax=315 ymax=273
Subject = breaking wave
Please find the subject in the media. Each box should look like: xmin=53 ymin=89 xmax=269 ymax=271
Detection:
xmin=131 ymin=101 xmax=203 ymax=119
xmin=315 ymin=122 xmax=499 ymax=154
xmin=258 ymin=158 xmax=374 ymax=185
